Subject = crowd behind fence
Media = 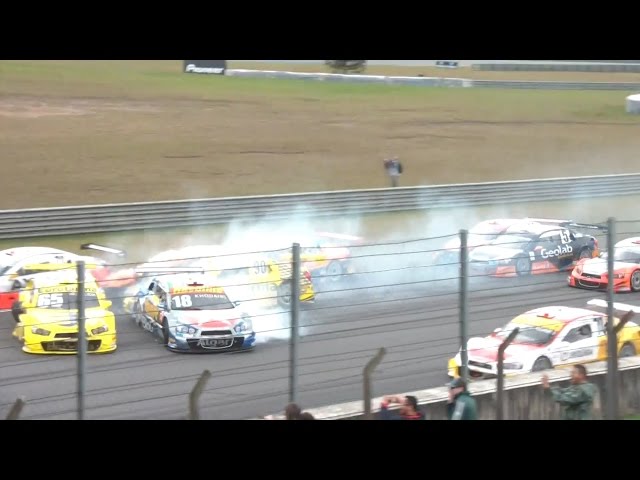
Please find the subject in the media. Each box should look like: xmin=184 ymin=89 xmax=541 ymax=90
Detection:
xmin=2 ymin=217 xmax=640 ymax=419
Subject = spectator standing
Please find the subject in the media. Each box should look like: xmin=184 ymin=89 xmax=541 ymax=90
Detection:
xmin=447 ymin=378 xmax=477 ymax=420
xmin=541 ymin=364 xmax=597 ymax=420
xmin=383 ymin=156 xmax=403 ymax=187
xmin=379 ymin=394 xmax=424 ymax=420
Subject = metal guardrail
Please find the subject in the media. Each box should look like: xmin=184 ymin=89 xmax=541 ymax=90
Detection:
xmin=1 ymin=174 xmax=639 ymax=239
xmin=224 ymin=69 xmax=640 ymax=91
xmin=472 ymin=80 xmax=640 ymax=90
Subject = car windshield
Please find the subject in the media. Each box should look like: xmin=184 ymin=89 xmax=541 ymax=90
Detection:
xmin=491 ymin=235 xmax=532 ymax=247
xmin=170 ymin=290 xmax=234 ymax=310
xmin=614 ymin=248 xmax=640 ymax=263
xmin=494 ymin=322 xmax=555 ymax=345
xmin=36 ymin=290 xmax=100 ymax=309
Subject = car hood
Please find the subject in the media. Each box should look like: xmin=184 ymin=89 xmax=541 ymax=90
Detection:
xmin=581 ymin=258 xmax=637 ymax=276
xmin=170 ymin=308 xmax=245 ymax=328
xmin=467 ymin=336 xmax=541 ymax=363
xmin=469 ymin=245 xmax=522 ymax=261
xmin=26 ymin=308 xmax=109 ymax=328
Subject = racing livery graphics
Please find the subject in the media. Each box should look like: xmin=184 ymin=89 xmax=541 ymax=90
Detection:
xmin=11 ymin=272 xmax=117 ymax=355
xmin=468 ymin=220 xmax=602 ymax=277
xmin=0 ymin=247 xmax=109 ymax=310
xmin=129 ymin=274 xmax=255 ymax=353
xmin=569 ymin=237 xmax=640 ymax=292
xmin=448 ymin=303 xmax=640 ymax=379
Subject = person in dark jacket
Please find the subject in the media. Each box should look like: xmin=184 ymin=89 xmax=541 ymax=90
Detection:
xmin=379 ymin=394 xmax=424 ymax=420
xmin=447 ymin=378 xmax=477 ymax=420
xmin=299 ymin=412 xmax=315 ymax=420
xmin=285 ymin=403 xmax=302 ymax=420
xmin=541 ymin=364 xmax=597 ymax=420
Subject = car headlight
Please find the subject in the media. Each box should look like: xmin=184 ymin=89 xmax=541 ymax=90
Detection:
xmin=234 ymin=318 xmax=253 ymax=333
xmin=503 ymin=362 xmax=524 ymax=370
xmin=31 ymin=327 xmax=51 ymax=336
xmin=175 ymin=324 xmax=198 ymax=335
xmin=575 ymin=266 xmax=582 ymax=275
xmin=91 ymin=325 xmax=109 ymax=335
xmin=613 ymin=273 xmax=625 ymax=279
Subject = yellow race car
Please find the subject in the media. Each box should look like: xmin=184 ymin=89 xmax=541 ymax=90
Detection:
xmin=11 ymin=269 xmax=117 ymax=354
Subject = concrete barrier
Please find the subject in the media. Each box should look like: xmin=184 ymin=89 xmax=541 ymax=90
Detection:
xmin=626 ymin=94 xmax=640 ymax=114
xmin=260 ymin=357 xmax=640 ymax=420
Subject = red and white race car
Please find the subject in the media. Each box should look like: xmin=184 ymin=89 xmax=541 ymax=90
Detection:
xmin=447 ymin=302 xmax=640 ymax=379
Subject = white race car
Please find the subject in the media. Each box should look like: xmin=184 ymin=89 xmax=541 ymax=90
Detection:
xmin=0 ymin=247 xmax=108 ymax=310
xmin=447 ymin=303 xmax=640 ymax=379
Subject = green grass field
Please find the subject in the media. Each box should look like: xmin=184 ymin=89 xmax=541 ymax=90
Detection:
xmin=0 ymin=60 xmax=638 ymax=209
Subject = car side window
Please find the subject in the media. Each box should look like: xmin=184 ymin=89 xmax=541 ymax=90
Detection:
xmin=563 ymin=324 xmax=592 ymax=343
xmin=539 ymin=230 xmax=560 ymax=244
xmin=592 ymin=317 xmax=605 ymax=336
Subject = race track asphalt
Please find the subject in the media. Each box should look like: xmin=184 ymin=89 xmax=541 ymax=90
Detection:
xmin=0 ymin=265 xmax=613 ymax=420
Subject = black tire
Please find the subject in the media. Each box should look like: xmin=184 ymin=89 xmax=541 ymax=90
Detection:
xmin=11 ymin=301 xmax=24 ymax=323
xmin=620 ymin=343 xmax=636 ymax=357
xmin=277 ymin=282 xmax=292 ymax=307
xmin=325 ymin=261 xmax=343 ymax=283
xmin=579 ymin=247 xmax=593 ymax=260
xmin=515 ymin=256 xmax=532 ymax=276
xmin=531 ymin=356 xmax=553 ymax=372
xmin=631 ymin=270 xmax=640 ymax=292
xmin=162 ymin=317 xmax=169 ymax=345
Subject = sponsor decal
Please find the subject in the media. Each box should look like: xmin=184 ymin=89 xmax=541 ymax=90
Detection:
xmin=541 ymin=244 xmax=573 ymax=259
xmin=183 ymin=60 xmax=226 ymax=75
xmin=171 ymin=286 xmax=225 ymax=295
xmin=40 ymin=285 xmax=97 ymax=294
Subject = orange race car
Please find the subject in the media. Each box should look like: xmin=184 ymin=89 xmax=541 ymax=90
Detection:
xmin=468 ymin=220 xmax=605 ymax=277
xmin=569 ymin=237 xmax=640 ymax=292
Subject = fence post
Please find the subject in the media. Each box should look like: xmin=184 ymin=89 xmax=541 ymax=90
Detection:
xmin=363 ymin=348 xmax=386 ymax=419
xmin=496 ymin=327 xmax=519 ymax=420
xmin=459 ymin=229 xmax=469 ymax=384
xmin=5 ymin=397 xmax=26 ymax=420
xmin=77 ymin=260 xmax=86 ymax=421
xmin=605 ymin=217 xmax=619 ymax=420
xmin=289 ymin=243 xmax=301 ymax=405
xmin=188 ymin=370 xmax=211 ymax=420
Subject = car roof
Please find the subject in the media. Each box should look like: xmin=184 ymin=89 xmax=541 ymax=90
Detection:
xmin=0 ymin=247 xmax=70 ymax=263
xmin=504 ymin=221 xmax=562 ymax=235
xmin=615 ymin=237 xmax=640 ymax=249
xmin=512 ymin=306 xmax=601 ymax=329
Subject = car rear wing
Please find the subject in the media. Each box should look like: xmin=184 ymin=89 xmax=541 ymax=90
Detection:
xmin=587 ymin=299 xmax=640 ymax=314
xmin=81 ymin=243 xmax=126 ymax=257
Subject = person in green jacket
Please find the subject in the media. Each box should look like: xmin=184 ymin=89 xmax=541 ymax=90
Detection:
xmin=541 ymin=364 xmax=597 ymax=420
xmin=447 ymin=378 xmax=477 ymax=420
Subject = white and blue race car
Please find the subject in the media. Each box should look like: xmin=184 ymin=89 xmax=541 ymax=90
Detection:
xmin=128 ymin=270 xmax=256 ymax=353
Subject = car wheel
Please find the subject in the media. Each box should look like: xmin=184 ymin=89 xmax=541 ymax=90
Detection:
xmin=631 ymin=271 xmax=640 ymax=292
xmin=11 ymin=301 xmax=24 ymax=323
xmin=162 ymin=317 xmax=169 ymax=345
xmin=579 ymin=247 xmax=593 ymax=260
xmin=620 ymin=343 xmax=636 ymax=357
xmin=515 ymin=256 xmax=532 ymax=276
xmin=325 ymin=261 xmax=343 ymax=283
xmin=277 ymin=282 xmax=292 ymax=307
xmin=531 ymin=356 xmax=553 ymax=372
